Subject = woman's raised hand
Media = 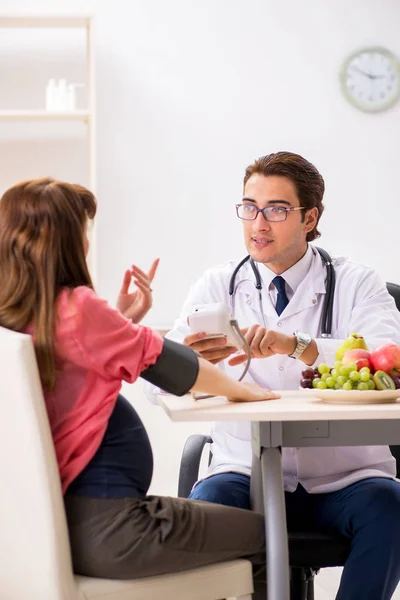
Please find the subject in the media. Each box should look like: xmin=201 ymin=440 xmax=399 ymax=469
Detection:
xmin=117 ymin=258 xmax=160 ymax=324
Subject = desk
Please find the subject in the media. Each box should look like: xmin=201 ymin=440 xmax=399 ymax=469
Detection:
xmin=158 ymin=391 xmax=400 ymax=600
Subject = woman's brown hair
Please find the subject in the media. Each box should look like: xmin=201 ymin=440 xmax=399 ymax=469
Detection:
xmin=0 ymin=177 xmax=97 ymax=391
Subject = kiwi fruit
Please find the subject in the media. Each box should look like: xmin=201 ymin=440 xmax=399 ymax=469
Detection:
xmin=373 ymin=370 xmax=396 ymax=390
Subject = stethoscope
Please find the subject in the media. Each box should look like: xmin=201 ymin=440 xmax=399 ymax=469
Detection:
xmin=228 ymin=246 xmax=335 ymax=338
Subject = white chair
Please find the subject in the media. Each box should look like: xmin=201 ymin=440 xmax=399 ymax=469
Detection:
xmin=0 ymin=326 xmax=253 ymax=600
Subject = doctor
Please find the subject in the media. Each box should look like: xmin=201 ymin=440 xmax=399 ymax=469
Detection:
xmin=145 ymin=151 xmax=400 ymax=600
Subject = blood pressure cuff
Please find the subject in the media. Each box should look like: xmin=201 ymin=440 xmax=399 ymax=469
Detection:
xmin=140 ymin=338 xmax=199 ymax=397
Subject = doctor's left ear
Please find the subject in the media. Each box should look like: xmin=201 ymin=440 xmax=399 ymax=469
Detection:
xmin=304 ymin=207 xmax=319 ymax=233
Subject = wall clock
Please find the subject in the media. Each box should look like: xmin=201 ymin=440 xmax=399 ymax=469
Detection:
xmin=340 ymin=47 xmax=400 ymax=112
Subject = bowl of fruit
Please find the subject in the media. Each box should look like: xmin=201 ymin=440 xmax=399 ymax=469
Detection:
xmin=299 ymin=335 xmax=400 ymax=404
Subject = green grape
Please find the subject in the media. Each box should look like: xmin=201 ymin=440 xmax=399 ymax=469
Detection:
xmin=334 ymin=361 xmax=343 ymax=370
xmin=342 ymin=381 xmax=353 ymax=391
xmin=359 ymin=371 xmax=370 ymax=382
xmin=367 ymin=379 xmax=376 ymax=390
xmin=349 ymin=371 xmax=360 ymax=382
xmin=339 ymin=366 xmax=351 ymax=377
xmin=360 ymin=367 xmax=371 ymax=374
xmin=330 ymin=369 xmax=338 ymax=379
xmin=357 ymin=382 xmax=369 ymax=391
xmin=316 ymin=380 xmax=327 ymax=389
xmin=346 ymin=362 xmax=358 ymax=372
xmin=334 ymin=383 xmax=341 ymax=390
xmin=318 ymin=363 xmax=330 ymax=375
xmin=326 ymin=377 xmax=336 ymax=388
xmin=337 ymin=375 xmax=347 ymax=387
xmin=321 ymin=373 xmax=330 ymax=381
xmin=312 ymin=378 xmax=321 ymax=388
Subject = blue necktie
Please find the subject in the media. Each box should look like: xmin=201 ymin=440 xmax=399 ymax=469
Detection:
xmin=272 ymin=276 xmax=289 ymax=316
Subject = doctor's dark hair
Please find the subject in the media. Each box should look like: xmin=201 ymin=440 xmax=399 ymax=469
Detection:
xmin=243 ymin=152 xmax=325 ymax=242
xmin=0 ymin=177 xmax=96 ymax=391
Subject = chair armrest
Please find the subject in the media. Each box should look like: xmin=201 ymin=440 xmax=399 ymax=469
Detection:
xmin=386 ymin=282 xmax=400 ymax=312
xmin=178 ymin=434 xmax=212 ymax=498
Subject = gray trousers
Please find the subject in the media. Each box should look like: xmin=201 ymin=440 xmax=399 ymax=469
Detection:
xmin=65 ymin=495 xmax=265 ymax=583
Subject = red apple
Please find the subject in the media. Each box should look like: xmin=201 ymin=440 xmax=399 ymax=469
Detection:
xmin=342 ymin=349 xmax=371 ymax=369
xmin=355 ymin=358 xmax=372 ymax=371
xmin=370 ymin=344 xmax=400 ymax=377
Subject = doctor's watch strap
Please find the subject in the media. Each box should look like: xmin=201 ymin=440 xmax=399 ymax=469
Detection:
xmin=140 ymin=338 xmax=199 ymax=396
xmin=288 ymin=330 xmax=312 ymax=360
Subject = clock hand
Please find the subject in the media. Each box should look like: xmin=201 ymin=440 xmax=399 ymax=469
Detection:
xmin=350 ymin=65 xmax=373 ymax=79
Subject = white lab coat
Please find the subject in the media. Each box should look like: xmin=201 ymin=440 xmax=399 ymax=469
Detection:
xmin=144 ymin=247 xmax=400 ymax=493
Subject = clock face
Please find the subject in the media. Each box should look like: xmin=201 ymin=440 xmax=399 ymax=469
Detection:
xmin=340 ymin=47 xmax=400 ymax=112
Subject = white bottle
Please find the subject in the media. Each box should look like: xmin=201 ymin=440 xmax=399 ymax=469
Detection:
xmin=57 ymin=79 xmax=68 ymax=110
xmin=45 ymin=78 xmax=57 ymax=111
xmin=67 ymin=84 xmax=77 ymax=111
xmin=67 ymin=83 xmax=85 ymax=111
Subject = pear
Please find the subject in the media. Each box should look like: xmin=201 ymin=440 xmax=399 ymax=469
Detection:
xmin=335 ymin=333 xmax=368 ymax=361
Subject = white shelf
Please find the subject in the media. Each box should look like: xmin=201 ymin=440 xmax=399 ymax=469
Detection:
xmin=0 ymin=15 xmax=96 ymax=277
xmin=0 ymin=17 xmax=91 ymax=29
xmin=0 ymin=110 xmax=90 ymax=122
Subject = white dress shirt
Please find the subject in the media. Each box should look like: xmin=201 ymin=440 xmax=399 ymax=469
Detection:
xmin=144 ymin=245 xmax=400 ymax=494
xmin=260 ymin=244 xmax=313 ymax=306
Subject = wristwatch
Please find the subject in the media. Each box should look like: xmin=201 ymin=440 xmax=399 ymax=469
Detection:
xmin=288 ymin=330 xmax=312 ymax=360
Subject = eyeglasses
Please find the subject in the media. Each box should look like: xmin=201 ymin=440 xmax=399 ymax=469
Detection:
xmin=235 ymin=203 xmax=306 ymax=222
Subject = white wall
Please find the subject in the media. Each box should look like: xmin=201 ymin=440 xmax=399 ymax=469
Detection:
xmin=1 ymin=0 xmax=400 ymax=494
xmin=94 ymin=0 xmax=400 ymax=329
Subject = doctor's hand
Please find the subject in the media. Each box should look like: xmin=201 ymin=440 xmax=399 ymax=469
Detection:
xmin=183 ymin=332 xmax=237 ymax=365
xmin=228 ymin=325 xmax=318 ymax=366
xmin=117 ymin=258 xmax=160 ymax=324
xmin=228 ymin=325 xmax=296 ymax=366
